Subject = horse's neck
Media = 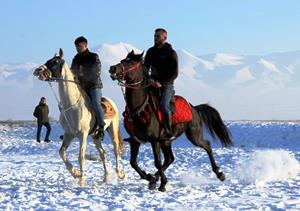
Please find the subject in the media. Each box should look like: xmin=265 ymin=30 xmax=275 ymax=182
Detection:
xmin=125 ymin=86 xmax=148 ymax=112
xmin=58 ymin=63 xmax=81 ymax=107
xmin=125 ymin=66 xmax=149 ymax=111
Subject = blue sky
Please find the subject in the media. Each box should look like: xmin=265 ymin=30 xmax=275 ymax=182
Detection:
xmin=1 ymin=0 xmax=300 ymax=63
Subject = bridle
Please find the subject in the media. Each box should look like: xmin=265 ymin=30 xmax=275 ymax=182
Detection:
xmin=117 ymin=61 xmax=143 ymax=89
xmin=113 ymin=59 xmax=152 ymax=119
xmin=35 ymin=57 xmax=79 ymax=84
xmin=35 ymin=57 xmax=81 ymax=134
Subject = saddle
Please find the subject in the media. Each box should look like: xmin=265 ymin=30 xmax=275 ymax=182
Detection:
xmin=89 ymin=97 xmax=116 ymax=136
xmin=123 ymin=93 xmax=192 ymax=134
xmin=101 ymin=97 xmax=116 ymax=119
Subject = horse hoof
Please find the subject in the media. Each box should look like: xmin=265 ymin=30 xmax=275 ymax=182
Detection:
xmin=118 ymin=171 xmax=126 ymax=180
xmin=148 ymin=181 xmax=156 ymax=190
xmin=218 ymin=172 xmax=225 ymax=181
xmin=158 ymin=186 xmax=166 ymax=192
xmin=78 ymin=178 xmax=86 ymax=187
xmin=72 ymin=169 xmax=81 ymax=178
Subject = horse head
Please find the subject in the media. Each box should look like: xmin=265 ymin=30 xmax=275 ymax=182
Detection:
xmin=34 ymin=48 xmax=65 ymax=81
xmin=109 ymin=50 xmax=145 ymax=83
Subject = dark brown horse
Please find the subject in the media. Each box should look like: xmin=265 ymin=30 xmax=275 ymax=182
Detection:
xmin=109 ymin=51 xmax=233 ymax=192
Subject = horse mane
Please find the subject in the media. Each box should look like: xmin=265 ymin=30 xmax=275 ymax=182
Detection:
xmin=125 ymin=50 xmax=144 ymax=62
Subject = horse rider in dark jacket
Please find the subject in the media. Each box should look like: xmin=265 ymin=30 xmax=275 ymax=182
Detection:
xmin=71 ymin=36 xmax=105 ymax=140
xmin=33 ymin=97 xmax=51 ymax=143
xmin=145 ymin=28 xmax=179 ymax=138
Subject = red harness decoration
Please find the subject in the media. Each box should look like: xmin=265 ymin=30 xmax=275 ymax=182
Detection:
xmin=123 ymin=95 xmax=192 ymax=134
xmin=123 ymin=102 xmax=153 ymax=134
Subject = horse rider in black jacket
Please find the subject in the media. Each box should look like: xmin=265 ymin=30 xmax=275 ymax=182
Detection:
xmin=71 ymin=36 xmax=105 ymax=140
xmin=144 ymin=28 xmax=179 ymax=138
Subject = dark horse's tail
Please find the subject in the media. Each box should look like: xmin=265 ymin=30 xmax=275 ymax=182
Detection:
xmin=195 ymin=104 xmax=233 ymax=148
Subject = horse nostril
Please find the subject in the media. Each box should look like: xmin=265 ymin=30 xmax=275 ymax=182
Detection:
xmin=33 ymin=69 xmax=40 ymax=76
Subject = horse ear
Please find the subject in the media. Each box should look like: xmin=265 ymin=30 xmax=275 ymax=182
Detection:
xmin=138 ymin=51 xmax=144 ymax=60
xmin=127 ymin=50 xmax=134 ymax=58
xmin=59 ymin=48 xmax=64 ymax=58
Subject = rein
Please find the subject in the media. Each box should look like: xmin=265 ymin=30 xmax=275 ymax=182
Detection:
xmin=117 ymin=62 xmax=151 ymax=89
xmin=48 ymin=81 xmax=75 ymax=133
xmin=116 ymin=61 xmax=151 ymax=119
xmin=44 ymin=66 xmax=81 ymax=134
xmin=49 ymin=77 xmax=80 ymax=84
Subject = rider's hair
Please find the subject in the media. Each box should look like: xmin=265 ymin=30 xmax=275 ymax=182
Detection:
xmin=155 ymin=28 xmax=167 ymax=35
xmin=74 ymin=36 xmax=88 ymax=45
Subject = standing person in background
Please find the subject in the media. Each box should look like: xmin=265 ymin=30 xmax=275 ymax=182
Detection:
xmin=33 ymin=97 xmax=51 ymax=143
xmin=144 ymin=28 xmax=179 ymax=138
xmin=71 ymin=36 xmax=105 ymax=140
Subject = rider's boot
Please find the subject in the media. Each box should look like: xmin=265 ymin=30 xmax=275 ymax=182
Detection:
xmin=94 ymin=126 xmax=104 ymax=141
xmin=163 ymin=112 xmax=173 ymax=139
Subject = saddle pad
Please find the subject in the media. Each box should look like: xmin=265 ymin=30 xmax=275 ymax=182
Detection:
xmin=171 ymin=95 xmax=192 ymax=124
xmin=101 ymin=98 xmax=116 ymax=119
xmin=155 ymin=95 xmax=192 ymax=124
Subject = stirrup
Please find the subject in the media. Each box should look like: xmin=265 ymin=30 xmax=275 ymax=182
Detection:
xmin=93 ymin=128 xmax=104 ymax=140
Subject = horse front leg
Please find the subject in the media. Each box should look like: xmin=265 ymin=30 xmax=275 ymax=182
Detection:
xmin=92 ymin=137 xmax=109 ymax=183
xmin=151 ymin=141 xmax=167 ymax=192
xmin=154 ymin=142 xmax=175 ymax=182
xmin=59 ymin=133 xmax=81 ymax=178
xmin=129 ymin=138 xmax=155 ymax=183
xmin=77 ymin=132 xmax=88 ymax=187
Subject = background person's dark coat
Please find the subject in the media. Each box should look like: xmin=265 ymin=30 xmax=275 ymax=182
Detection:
xmin=33 ymin=103 xmax=49 ymax=124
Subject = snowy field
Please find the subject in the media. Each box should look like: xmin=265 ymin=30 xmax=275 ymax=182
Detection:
xmin=0 ymin=121 xmax=299 ymax=210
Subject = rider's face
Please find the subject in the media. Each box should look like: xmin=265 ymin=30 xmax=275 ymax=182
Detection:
xmin=154 ymin=31 xmax=167 ymax=46
xmin=75 ymin=42 xmax=88 ymax=54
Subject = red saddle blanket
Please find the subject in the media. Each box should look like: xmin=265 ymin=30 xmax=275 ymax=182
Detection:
xmin=123 ymin=95 xmax=192 ymax=133
xmin=157 ymin=95 xmax=192 ymax=124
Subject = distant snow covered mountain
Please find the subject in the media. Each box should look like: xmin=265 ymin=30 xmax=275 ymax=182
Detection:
xmin=1 ymin=42 xmax=300 ymax=120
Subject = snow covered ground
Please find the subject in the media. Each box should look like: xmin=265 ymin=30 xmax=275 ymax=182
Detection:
xmin=0 ymin=121 xmax=299 ymax=210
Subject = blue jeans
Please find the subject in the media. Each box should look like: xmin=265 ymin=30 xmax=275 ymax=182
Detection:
xmin=37 ymin=122 xmax=51 ymax=141
xmin=88 ymin=88 xmax=105 ymax=128
xmin=160 ymin=84 xmax=174 ymax=114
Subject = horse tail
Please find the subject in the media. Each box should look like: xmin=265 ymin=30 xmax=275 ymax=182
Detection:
xmin=194 ymin=104 xmax=233 ymax=148
xmin=118 ymin=130 xmax=124 ymax=158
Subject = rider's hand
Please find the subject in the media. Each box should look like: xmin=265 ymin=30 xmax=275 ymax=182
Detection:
xmin=150 ymin=79 xmax=162 ymax=88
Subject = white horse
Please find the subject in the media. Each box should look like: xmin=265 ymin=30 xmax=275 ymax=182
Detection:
xmin=34 ymin=49 xmax=125 ymax=186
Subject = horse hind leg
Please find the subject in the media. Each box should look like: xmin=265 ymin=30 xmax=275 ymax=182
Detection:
xmin=92 ymin=136 xmax=109 ymax=183
xmin=59 ymin=133 xmax=81 ymax=178
xmin=107 ymin=119 xmax=125 ymax=180
xmin=185 ymin=125 xmax=225 ymax=181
